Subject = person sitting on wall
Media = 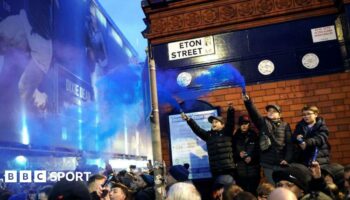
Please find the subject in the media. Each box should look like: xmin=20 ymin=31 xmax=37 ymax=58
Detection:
xmin=181 ymin=103 xmax=236 ymax=180
xmin=242 ymin=93 xmax=293 ymax=184
xmin=292 ymin=105 xmax=330 ymax=167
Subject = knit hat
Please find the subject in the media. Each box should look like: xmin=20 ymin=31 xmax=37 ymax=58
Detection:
xmin=272 ymin=163 xmax=312 ymax=192
xmin=49 ymin=180 xmax=91 ymax=200
xmin=321 ymin=163 xmax=344 ymax=188
xmin=168 ymin=165 xmax=189 ymax=182
xmin=140 ymin=174 xmax=154 ymax=187
xmin=266 ymin=104 xmax=281 ymax=113
xmin=238 ymin=115 xmax=250 ymax=125
xmin=208 ymin=116 xmax=224 ymax=124
xmin=214 ymin=175 xmax=234 ymax=188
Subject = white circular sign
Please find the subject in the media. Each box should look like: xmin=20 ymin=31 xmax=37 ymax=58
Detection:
xmin=302 ymin=53 xmax=319 ymax=69
xmin=177 ymin=72 xmax=192 ymax=87
xmin=258 ymin=59 xmax=275 ymax=75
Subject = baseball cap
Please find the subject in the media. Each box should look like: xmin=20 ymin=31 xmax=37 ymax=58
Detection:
xmin=238 ymin=115 xmax=250 ymax=125
xmin=266 ymin=104 xmax=281 ymax=113
xmin=208 ymin=116 xmax=224 ymax=124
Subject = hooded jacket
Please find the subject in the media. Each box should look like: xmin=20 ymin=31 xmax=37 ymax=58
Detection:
xmin=293 ymin=117 xmax=330 ymax=166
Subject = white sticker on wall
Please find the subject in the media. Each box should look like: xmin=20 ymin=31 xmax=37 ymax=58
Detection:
xmin=258 ymin=60 xmax=275 ymax=75
xmin=177 ymin=72 xmax=192 ymax=87
xmin=302 ymin=53 xmax=319 ymax=69
xmin=311 ymin=25 xmax=337 ymax=43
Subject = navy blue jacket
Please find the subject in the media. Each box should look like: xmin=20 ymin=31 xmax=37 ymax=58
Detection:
xmin=293 ymin=117 xmax=330 ymax=166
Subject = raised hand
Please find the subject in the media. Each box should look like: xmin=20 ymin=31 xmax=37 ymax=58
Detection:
xmin=310 ymin=161 xmax=321 ymax=179
xmin=242 ymin=93 xmax=249 ymax=101
xmin=181 ymin=112 xmax=189 ymax=121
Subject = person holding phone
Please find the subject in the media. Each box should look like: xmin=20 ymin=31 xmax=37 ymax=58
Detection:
xmin=292 ymin=105 xmax=330 ymax=167
xmin=88 ymin=174 xmax=110 ymax=200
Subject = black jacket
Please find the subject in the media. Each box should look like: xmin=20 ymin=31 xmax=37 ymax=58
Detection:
xmin=293 ymin=117 xmax=330 ymax=166
xmin=186 ymin=107 xmax=235 ymax=176
xmin=244 ymin=99 xmax=293 ymax=166
xmin=135 ymin=187 xmax=155 ymax=200
xmin=232 ymin=129 xmax=260 ymax=177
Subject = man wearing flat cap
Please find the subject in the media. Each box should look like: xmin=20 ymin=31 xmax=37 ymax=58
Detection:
xmin=243 ymin=94 xmax=293 ymax=184
xmin=181 ymin=104 xmax=236 ymax=179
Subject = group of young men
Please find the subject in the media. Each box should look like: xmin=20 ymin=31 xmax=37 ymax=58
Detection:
xmin=181 ymin=92 xmax=332 ymax=198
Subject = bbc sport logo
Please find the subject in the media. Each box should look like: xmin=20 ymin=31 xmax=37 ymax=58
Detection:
xmin=4 ymin=170 xmax=92 ymax=183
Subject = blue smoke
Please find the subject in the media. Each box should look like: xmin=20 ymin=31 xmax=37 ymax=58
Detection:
xmin=156 ymin=63 xmax=246 ymax=111
xmin=156 ymin=70 xmax=183 ymax=111
xmin=193 ymin=63 xmax=246 ymax=94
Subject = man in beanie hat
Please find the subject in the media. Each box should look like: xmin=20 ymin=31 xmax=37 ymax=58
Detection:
xmin=319 ymin=163 xmax=345 ymax=199
xmin=273 ymin=163 xmax=312 ymax=199
xmin=140 ymin=174 xmax=154 ymax=187
xmin=321 ymin=163 xmax=344 ymax=189
xmin=243 ymin=94 xmax=293 ymax=184
xmin=302 ymin=160 xmax=345 ymax=200
xmin=165 ymin=165 xmax=190 ymax=188
xmin=181 ymin=104 xmax=236 ymax=179
xmin=213 ymin=174 xmax=235 ymax=188
xmin=134 ymin=173 xmax=155 ymax=200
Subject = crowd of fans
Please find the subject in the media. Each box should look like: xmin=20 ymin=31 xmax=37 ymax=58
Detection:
xmin=0 ymin=161 xmax=349 ymax=200
xmin=0 ymin=93 xmax=349 ymax=199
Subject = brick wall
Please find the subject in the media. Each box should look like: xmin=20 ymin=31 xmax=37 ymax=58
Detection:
xmin=160 ymin=71 xmax=350 ymax=166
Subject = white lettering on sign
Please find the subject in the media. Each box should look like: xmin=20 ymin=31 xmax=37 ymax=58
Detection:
xmin=311 ymin=25 xmax=337 ymax=43
xmin=168 ymin=36 xmax=215 ymax=61
xmin=66 ymin=79 xmax=91 ymax=101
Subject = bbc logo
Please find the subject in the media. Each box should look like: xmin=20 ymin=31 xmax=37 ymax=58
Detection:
xmin=4 ymin=170 xmax=91 ymax=183
xmin=5 ymin=170 xmax=47 ymax=183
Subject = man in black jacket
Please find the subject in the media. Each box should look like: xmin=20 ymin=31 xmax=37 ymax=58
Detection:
xmin=181 ymin=104 xmax=236 ymax=179
xmin=243 ymin=94 xmax=293 ymax=184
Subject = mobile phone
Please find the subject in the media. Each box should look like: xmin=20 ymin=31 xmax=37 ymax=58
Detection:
xmin=102 ymin=174 xmax=114 ymax=188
